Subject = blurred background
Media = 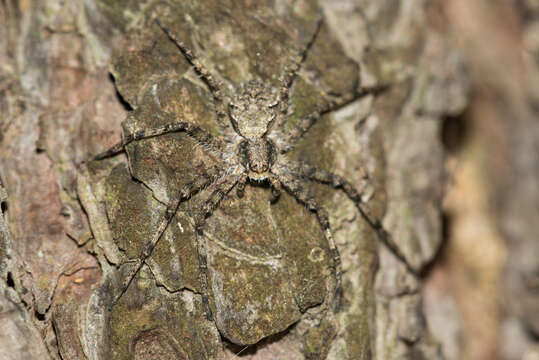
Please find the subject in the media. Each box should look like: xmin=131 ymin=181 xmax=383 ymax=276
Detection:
xmin=424 ymin=1 xmax=539 ymax=359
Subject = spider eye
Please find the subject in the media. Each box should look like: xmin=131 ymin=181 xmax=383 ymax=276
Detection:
xmin=268 ymin=100 xmax=279 ymax=108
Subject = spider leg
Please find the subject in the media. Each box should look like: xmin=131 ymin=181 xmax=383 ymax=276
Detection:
xmin=192 ymin=168 xmax=244 ymax=321
xmin=235 ymin=173 xmax=248 ymax=198
xmin=154 ymin=19 xmax=232 ymax=133
xmin=273 ymin=166 xmax=342 ymax=313
xmin=278 ymin=16 xmax=323 ymax=118
xmin=268 ymin=173 xmax=282 ymax=202
xmin=110 ymin=175 xmax=214 ymax=307
xmin=279 ymin=84 xmax=389 ymax=153
xmin=281 ymin=160 xmax=415 ymax=274
xmin=92 ymin=120 xmax=225 ymax=161
xmin=285 ymin=161 xmax=369 ymax=203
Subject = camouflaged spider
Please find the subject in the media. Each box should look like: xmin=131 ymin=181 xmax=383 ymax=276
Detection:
xmin=93 ymin=17 xmax=396 ymax=316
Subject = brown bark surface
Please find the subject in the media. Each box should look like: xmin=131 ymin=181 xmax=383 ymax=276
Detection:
xmin=425 ymin=1 xmax=539 ymax=360
xmin=2 ymin=1 xmax=533 ymax=360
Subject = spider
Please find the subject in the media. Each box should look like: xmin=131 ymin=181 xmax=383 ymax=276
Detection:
xmin=92 ymin=16 xmax=404 ymax=319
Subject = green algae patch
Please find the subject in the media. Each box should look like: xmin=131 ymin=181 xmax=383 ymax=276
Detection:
xmin=271 ymin=190 xmax=330 ymax=312
xmin=203 ymin=185 xmax=302 ymax=345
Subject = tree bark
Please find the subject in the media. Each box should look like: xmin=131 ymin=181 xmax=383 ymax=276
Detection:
xmin=0 ymin=1 xmax=469 ymax=359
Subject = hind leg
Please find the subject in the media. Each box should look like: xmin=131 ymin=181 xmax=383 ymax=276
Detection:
xmin=273 ymin=166 xmax=342 ymax=312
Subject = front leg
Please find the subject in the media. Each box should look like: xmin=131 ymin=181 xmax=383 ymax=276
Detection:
xmin=278 ymin=84 xmax=389 ymax=153
xmin=278 ymin=16 xmax=323 ymax=117
xmin=154 ymin=19 xmax=232 ymax=133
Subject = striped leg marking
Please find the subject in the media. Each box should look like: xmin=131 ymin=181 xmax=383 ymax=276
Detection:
xmin=192 ymin=170 xmax=244 ymax=321
xmin=155 ymin=19 xmax=232 ymax=133
xmin=274 ymin=166 xmax=342 ymax=313
xmin=93 ymin=120 xmax=225 ymax=161
xmin=110 ymin=176 xmax=214 ymax=307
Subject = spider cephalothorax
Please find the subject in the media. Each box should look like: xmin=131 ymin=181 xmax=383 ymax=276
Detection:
xmin=229 ymin=80 xmax=280 ymax=179
xmin=229 ymin=79 xmax=279 ymax=139
xmin=93 ymin=17 xmax=408 ymax=328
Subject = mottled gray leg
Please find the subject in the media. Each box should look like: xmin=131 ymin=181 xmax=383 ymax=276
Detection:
xmin=110 ymin=176 xmax=213 ymax=307
xmin=154 ymin=19 xmax=231 ymax=133
xmin=92 ymin=120 xmax=225 ymax=161
xmin=282 ymin=160 xmax=415 ymax=273
xmin=285 ymin=161 xmax=369 ymax=204
xmin=280 ymin=84 xmax=389 ymax=153
xmin=235 ymin=173 xmax=248 ymax=198
xmin=274 ymin=167 xmax=342 ymax=313
xmin=278 ymin=16 xmax=323 ymax=118
xmin=192 ymin=170 xmax=244 ymax=321
xmin=268 ymin=173 xmax=282 ymax=202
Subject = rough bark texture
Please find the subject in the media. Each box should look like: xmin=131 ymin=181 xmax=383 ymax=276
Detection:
xmin=424 ymin=1 xmax=539 ymax=360
xmin=0 ymin=0 xmax=486 ymax=359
